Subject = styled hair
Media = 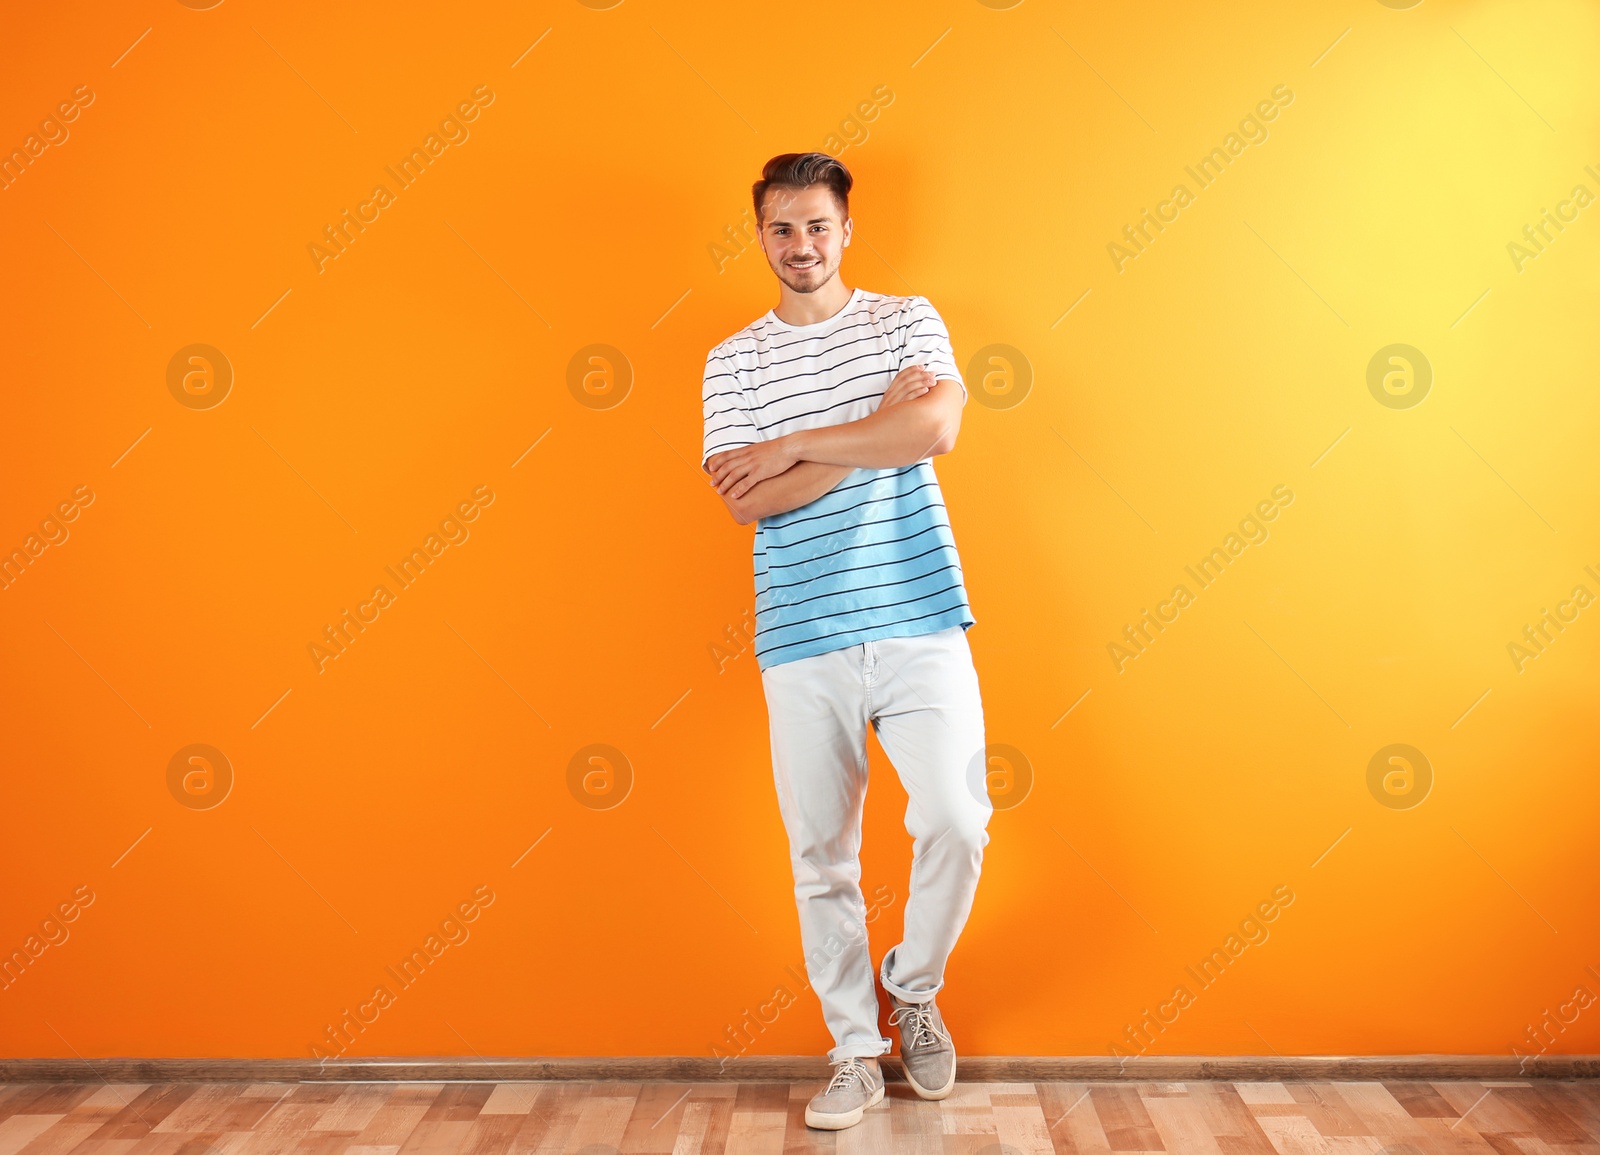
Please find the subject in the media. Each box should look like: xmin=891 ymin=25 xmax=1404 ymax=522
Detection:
xmin=752 ymin=152 xmax=852 ymax=227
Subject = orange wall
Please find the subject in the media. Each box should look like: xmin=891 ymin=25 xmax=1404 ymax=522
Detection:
xmin=2 ymin=0 xmax=1598 ymax=1063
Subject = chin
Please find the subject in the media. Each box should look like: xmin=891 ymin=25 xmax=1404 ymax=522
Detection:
xmin=782 ymin=270 xmax=828 ymax=292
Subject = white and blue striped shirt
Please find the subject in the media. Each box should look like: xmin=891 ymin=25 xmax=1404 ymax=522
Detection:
xmin=702 ymin=286 xmax=975 ymax=671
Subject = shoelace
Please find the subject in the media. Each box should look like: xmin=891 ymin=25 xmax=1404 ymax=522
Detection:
xmin=889 ymin=1003 xmax=952 ymax=1052
xmin=825 ymin=1058 xmax=874 ymax=1094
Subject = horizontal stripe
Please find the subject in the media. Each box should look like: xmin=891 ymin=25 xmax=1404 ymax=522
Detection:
xmin=755 ymin=601 xmax=972 ymax=660
xmin=707 ymin=349 xmax=959 ymax=406
xmin=760 ymin=520 xmax=948 ymax=573
xmin=705 ymin=331 xmax=890 ymax=381
xmin=756 ymin=540 xmax=953 ymax=585
xmin=702 ymin=441 xmax=754 ymax=465
xmin=764 ymin=463 xmax=928 ymax=527
xmin=762 ymin=473 xmax=940 ymax=547
xmin=752 ymin=389 xmax=909 ymax=435
xmin=742 ymin=364 xmax=899 ymax=415
xmin=758 ymin=580 xmax=968 ymax=639
xmin=755 ymin=559 xmax=962 ymax=613
xmin=764 ymin=464 xmax=923 ymax=530
xmin=759 ymin=544 xmax=960 ymax=592
xmin=761 ymin=489 xmax=944 ymax=556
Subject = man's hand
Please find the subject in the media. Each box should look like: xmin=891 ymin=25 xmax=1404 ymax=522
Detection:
xmin=881 ymin=364 xmax=935 ymax=409
xmin=708 ymin=437 xmax=802 ymax=500
xmin=706 ymin=455 xmax=856 ymax=525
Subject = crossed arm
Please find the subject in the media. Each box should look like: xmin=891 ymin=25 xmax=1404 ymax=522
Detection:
xmin=704 ymin=369 xmax=965 ymax=526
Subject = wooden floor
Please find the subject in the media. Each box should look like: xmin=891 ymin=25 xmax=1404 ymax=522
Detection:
xmin=0 ymin=1078 xmax=1596 ymax=1155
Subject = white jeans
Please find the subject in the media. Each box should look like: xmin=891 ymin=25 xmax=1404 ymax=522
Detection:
xmin=760 ymin=624 xmax=992 ymax=1062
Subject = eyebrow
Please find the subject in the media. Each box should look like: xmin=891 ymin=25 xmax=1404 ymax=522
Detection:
xmin=768 ymin=217 xmax=834 ymax=226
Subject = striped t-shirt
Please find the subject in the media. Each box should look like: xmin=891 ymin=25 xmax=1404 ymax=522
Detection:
xmin=702 ymin=286 xmax=976 ymax=671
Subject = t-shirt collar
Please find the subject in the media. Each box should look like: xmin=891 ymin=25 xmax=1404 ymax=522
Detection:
xmin=764 ymin=285 xmax=862 ymax=334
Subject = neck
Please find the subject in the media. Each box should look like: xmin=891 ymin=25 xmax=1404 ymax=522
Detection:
xmin=772 ymin=276 xmax=853 ymax=326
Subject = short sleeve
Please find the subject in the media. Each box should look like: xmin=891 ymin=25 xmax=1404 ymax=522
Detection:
xmin=702 ymin=346 xmax=761 ymax=472
xmin=895 ymin=296 xmax=966 ymax=402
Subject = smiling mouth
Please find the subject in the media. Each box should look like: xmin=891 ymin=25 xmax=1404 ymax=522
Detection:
xmin=789 ymin=259 xmax=819 ymax=269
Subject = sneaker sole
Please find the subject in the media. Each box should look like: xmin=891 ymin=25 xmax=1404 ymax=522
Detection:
xmin=804 ymin=1083 xmax=885 ymax=1130
xmin=902 ymin=1058 xmax=956 ymax=1100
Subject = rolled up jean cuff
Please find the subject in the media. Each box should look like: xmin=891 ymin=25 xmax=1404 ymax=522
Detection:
xmin=828 ymin=1036 xmax=892 ymax=1063
xmin=880 ymin=944 xmax=942 ymax=1004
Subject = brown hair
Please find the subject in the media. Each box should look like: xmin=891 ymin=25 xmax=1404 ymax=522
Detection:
xmin=752 ymin=152 xmax=853 ymax=228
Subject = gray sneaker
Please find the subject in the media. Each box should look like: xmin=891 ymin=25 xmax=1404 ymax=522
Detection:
xmin=888 ymin=993 xmax=956 ymax=1099
xmin=803 ymin=1057 xmax=886 ymax=1130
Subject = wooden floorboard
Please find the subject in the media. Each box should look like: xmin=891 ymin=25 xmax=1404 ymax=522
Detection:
xmin=0 ymin=1080 xmax=1594 ymax=1155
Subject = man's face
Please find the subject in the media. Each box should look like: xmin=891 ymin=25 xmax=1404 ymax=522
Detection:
xmin=757 ymin=184 xmax=850 ymax=295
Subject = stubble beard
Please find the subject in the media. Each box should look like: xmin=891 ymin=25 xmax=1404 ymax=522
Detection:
xmin=778 ymin=256 xmax=832 ymax=295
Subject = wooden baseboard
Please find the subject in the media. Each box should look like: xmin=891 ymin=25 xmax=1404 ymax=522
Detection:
xmin=1 ymin=1055 xmax=1595 ymax=1082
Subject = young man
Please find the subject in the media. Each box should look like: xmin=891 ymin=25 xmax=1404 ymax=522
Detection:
xmin=701 ymin=152 xmax=993 ymax=1131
